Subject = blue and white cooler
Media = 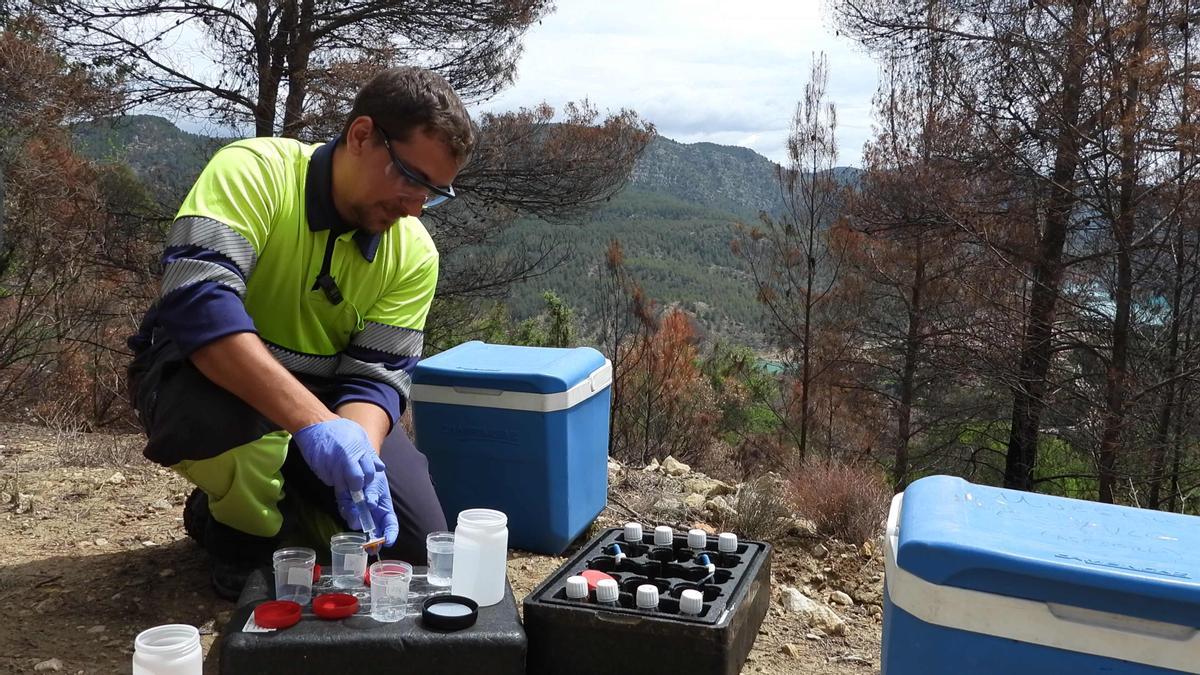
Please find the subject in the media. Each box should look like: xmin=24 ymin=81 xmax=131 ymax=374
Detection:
xmin=883 ymin=475 xmax=1200 ymax=674
xmin=410 ymin=341 xmax=613 ymax=554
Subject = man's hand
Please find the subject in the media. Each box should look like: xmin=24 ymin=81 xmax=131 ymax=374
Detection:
xmin=292 ymin=418 xmax=378 ymax=494
xmin=336 ymin=470 xmax=400 ymax=547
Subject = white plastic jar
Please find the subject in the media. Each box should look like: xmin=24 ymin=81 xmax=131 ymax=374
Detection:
xmin=132 ymin=624 xmax=201 ymax=675
xmin=450 ymin=508 xmax=509 ymax=606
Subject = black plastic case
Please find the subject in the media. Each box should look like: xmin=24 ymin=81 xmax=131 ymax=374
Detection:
xmin=524 ymin=527 xmax=772 ymax=675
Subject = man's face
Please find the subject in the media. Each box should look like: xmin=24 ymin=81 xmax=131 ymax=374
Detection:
xmin=348 ymin=120 xmax=461 ymax=235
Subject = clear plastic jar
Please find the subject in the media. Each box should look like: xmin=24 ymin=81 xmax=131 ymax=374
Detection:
xmin=132 ymin=624 xmax=201 ymax=675
xmin=450 ymin=508 xmax=509 ymax=606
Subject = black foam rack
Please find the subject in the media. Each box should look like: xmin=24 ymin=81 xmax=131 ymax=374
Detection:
xmin=219 ymin=567 xmax=526 ymax=674
xmin=524 ymin=527 xmax=772 ymax=675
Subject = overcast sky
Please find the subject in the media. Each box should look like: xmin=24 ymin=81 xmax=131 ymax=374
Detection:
xmin=473 ymin=1 xmax=882 ymax=167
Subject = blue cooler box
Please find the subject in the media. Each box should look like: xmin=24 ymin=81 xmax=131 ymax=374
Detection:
xmin=410 ymin=341 xmax=612 ymax=554
xmin=884 ymin=476 xmax=1200 ymax=674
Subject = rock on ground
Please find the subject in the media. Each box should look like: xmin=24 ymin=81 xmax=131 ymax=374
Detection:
xmin=781 ymin=586 xmax=847 ymax=637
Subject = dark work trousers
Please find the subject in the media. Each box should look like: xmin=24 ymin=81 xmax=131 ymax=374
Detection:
xmin=126 ymin=333 xmax=447 ymax=566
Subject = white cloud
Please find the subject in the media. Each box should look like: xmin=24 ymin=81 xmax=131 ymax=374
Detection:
xmin=474 ymin=0 xmax=881 ymax=165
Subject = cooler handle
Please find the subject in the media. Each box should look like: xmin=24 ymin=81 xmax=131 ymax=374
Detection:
xmin=588 ymin=361 xmax=614 ymax=392
xmin=451 ymin=386 xmax=504 ymax=396
xmin=594 ymin=611 xmax=643 ymax=626
xmin=1046 ymin=603 xmax=1198 ymax=641
xmin=885 ymin=492 xmax=903 ymax=555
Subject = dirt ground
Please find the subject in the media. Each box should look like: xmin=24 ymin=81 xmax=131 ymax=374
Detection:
xmin=0 ymin=422 xmax=883 ymax=674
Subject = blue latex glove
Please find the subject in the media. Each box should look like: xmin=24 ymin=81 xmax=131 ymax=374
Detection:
xmin=336 ymin=468 xmax=400 ymax=547
xmin=292 ymin=418 xmax=378 ymax=494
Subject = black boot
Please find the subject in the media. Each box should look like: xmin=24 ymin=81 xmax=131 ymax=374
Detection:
xmin=182 ymin=488 xmax=208 ymax=545
xmin=182 ymin=488 xmax=277 ymax=601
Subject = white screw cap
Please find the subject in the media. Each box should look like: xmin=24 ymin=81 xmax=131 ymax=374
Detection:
xmin=596 ymin=579 xmax=620 ymax=604
xmin=566 ymin=575 xmax=589 ymax=600
xmin=718 ymin=532 xmax=738 ymax=553
xmin=654 ymin=525 xmax=673 ymax=547
xmin=624 ymin=522 xmax=643 ymax=543
xmin=687 ymin=528 xmax=708 ymax=550
xmin=636 ymin=584 xmax=660 ymax=609
xmin=679 ymin=588 xmax=704 ymax=615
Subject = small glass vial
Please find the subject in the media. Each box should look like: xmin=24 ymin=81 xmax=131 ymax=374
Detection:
xmin=687 ymin=528 xmax=708 ymax=553
xmin=636 ymin=584 xmax=660 ymax=612
xmin=132 ymin=624 xmax=201 ymax=675
xmin=595 ymin=579 xmax=621 ymax=607
xmin=679 ymin=589 xmax=704 ymax=616
xmin=566 ymin=575 xmax=589 ymax=602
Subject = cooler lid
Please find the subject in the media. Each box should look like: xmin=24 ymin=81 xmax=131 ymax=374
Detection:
xmin=412 ymin=341 xmax=608 ymax=394
xmin=897 ymin=475 xmax=1200 ymax=626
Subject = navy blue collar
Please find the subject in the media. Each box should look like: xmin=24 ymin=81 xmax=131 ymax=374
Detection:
xmin=305 ymin=138 xmax=380 ymax=262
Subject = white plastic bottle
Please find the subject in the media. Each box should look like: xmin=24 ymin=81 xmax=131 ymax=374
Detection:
xmin=132 ymin=624 xmax=201 ymax=675
xmin=451 ymin=508 xmax=509 ymax=607
xmin=636 ymin=584 xmax=660 ymax=612
xmin=595 ymin=579 xmax=621 ymax=607
xmin=565 ymin=575 xmax=590 ymax=602
xmin=718 ymin=531 xmax=739 ymax=565
xmin=679 ymin=588 xmax=704 ymax=616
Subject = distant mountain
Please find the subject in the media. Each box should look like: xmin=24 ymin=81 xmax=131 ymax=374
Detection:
xmin=71 ymin=115 xmax=855 ymax=345
xmin=73 ymin=115 xmax=226 ymax=202
xmin=630 ymin=137 xmax=784 ymax=218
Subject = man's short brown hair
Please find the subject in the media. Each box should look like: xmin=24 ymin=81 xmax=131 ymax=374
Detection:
xmin=342 ymin=66 xmax=476 ymax=162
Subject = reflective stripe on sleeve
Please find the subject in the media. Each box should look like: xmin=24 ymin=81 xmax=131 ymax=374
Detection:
xmin=161 ymin=259 xmax=247 ymax=298
xmin=265 ymin=342 xmax=338 ymax=378
xmin=350 ymin=322 xmax=424 ymax=357
xmin=168 ymin=216 xmax=259 ymax=278
xmin=337 ymin=356 xmax=413 ymax=400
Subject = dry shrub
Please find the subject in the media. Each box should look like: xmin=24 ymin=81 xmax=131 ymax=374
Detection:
xmin=790 ymin=459 xmax=890 ymax=544
xmin=726 ymin=476 xmax=793 ymax=542
xmin=733 ymin=435 xmax=791 ymax=481
xmin=35 ymin=404 xmax=142 ymax=467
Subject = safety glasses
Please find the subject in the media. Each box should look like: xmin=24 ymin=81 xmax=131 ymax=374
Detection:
xmin=374 ymin=122 xmax=456 ymax=209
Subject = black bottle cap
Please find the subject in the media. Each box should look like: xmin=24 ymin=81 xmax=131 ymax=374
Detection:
xmin=421 ymin=595 xmax=479 ymax=631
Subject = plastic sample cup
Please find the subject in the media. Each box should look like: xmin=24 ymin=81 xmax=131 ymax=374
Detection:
xmin=330 ymin=532 xmax=369 ymax=589
xmin=132 ymin=624 xmax=201 ymax=675
xmin=426 ymin=531 xmax=455 ymax=587
xmin=272 ymin=547 xmax=317 ymax=605
xmin=370 ymin=560 xmax=413 ymax=623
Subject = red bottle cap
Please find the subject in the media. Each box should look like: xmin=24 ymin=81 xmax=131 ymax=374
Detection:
xmin=579 ymin=569 xmax=616 ymax=591
xmin=312 ymin=563 xmax=322 ymax=583
xmin=312 ymin=593 xmax=359 ymax=620
xmin=253 ymin=600 xmax=302 ymax=629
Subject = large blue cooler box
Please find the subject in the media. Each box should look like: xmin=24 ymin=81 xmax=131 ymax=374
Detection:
xmin=883 ymin=476 xmax=1200 ymax=674
xmin=410 ymin=341 xmax=612 ymax=554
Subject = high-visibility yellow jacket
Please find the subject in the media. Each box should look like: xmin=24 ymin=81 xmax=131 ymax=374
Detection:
xmin=131 ymin=137 xmax=437 ymax=426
